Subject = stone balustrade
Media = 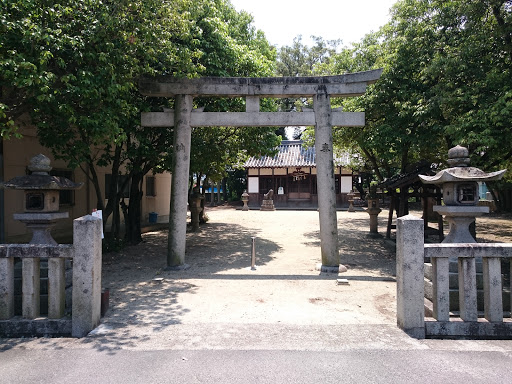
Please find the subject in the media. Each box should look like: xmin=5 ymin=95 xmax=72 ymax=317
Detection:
xmin=0 ymin=215 xmax=102 ymax=337
xmin=397 ymin=215 xmax=512 ymax=339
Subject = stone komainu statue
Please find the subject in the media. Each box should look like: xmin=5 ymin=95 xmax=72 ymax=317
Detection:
xmin=263 ymin=189 xmax=274 ymax=200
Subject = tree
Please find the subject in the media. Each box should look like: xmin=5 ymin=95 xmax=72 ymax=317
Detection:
xmin=1 ymin=0 xmax=202 ymax=244
xmin=188 ymin=0 xmax=281 ymax=207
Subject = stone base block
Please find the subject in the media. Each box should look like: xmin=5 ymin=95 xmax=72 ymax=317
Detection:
xmin=315 ymin=263 xmax=348 ymax=273
xmin=425 ymin=318 xmax=512 ymax=339
xmin=165 ymin=264 xmax=191 ymax=271
xmin=260 ymin=200 xmax=275 ymax=211
xmin=0 ymin=317 xmax=72 ymax=337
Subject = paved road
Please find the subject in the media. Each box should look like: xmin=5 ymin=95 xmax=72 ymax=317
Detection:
xmin=2 ymin=341 xmax=512 ymax=383
xmin=2 ymin=323 xmax=512 ymax=383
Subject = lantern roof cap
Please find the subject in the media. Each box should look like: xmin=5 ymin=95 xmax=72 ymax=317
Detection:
xmin=420 ymin=146 xmax=506 ymax=185
xmin=0 ymin=154 xmax=83 ymax=190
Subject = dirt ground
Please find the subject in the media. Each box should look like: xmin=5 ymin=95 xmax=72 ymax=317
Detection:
xmin=100 ymin=207 xmax=398 ymax=334
xmin=95 ymin=205 xmax=512 ymax=340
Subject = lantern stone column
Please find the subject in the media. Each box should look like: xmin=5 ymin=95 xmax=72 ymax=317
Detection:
xmin=366 ymin=198 xmax=382 ymax=236
xmin=167 ymin=94 xmax=193 ymax=269
xmin=314 ymin=88 xmax=340 ymax=273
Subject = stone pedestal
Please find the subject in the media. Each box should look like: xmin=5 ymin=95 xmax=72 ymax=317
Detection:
xmin=367 ymin=207 xmax=382 ymax=235
xmin=366 ymin=199 xmax=381 ymax=235
xmin=434 ymin=205 xmax=489 ymax=245
xmin=260 ymin=199 xmax=275 ymax=211
xmin=13 ymin=212 xmax=69 ymax=245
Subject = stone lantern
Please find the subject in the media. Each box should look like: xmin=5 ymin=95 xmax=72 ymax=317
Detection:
xmin=241 ymin=190 xmax=249 ymax=211
xmin=347 ymin=190 xmax=356 ymax=212
xmin=189 ymin=185 xmax=204 ymax=232
xmin=1 ymin=154 xmax=83 ymax=245
xmin=366 ymin=183 xmax=382 ymax=236
xmin=419 ymin=145 xmax=505 ymax=243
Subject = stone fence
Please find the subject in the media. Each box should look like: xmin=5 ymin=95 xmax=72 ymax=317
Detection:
xmin=0 ymin=215 xmax=102 ymax=337
xmin=397 ymin=215 xmax=512 ymax=339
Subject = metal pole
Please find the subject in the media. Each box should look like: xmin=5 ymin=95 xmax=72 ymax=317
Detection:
xmin=251 ymin=237 xmax=256 ymax=270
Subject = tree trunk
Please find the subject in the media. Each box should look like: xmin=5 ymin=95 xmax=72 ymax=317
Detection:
xmin=124 ymin=172 xmax=144 ymax=245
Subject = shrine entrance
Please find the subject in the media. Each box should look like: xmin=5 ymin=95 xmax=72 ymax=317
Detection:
xmin=139 ymin=70 xmax=382 ymax=271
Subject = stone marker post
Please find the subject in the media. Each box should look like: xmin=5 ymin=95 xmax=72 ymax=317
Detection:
xmin=314 ymin=88 xmax=339 ymax=272
xmin=167 ymin=94 xmax=193 ymax=269
xmin=396 ymin=215 xmax=425 ymax=338
xmin=72 ymin=215 xmax=102 ymax=338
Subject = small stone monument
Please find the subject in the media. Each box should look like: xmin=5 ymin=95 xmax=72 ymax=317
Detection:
xmin=189 ymin=186 xmax=204 ymax=232
xmin=1 ymin=154 xmax=83 ymax=244
xmin=241 ymin=189 xmax=249 ymax=211
xmin=260 ymin=189 xmax=275 ymax=211
xmin=365 ymin=182 xmax=381 ymax=236
xmin=366 ymin=198 xmax=382 ymax=236
xmin=420 ymin=145 xmax=506 ymax=244
xmin=347 ymin=190 xmax=356 ymax=212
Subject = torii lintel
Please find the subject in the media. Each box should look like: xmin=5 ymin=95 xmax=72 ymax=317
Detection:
xmin=139 ymin=69 xmax=383 ymax=98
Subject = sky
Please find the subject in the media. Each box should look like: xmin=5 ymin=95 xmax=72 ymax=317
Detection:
xmin=230 ymin=0 xmax=397 ymax=47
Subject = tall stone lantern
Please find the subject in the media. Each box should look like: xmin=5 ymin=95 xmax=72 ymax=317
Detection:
xmin=1 ymin=154 xmax=83 ymax=245
xmin=419 ymin=145 xmax=505 ymax=243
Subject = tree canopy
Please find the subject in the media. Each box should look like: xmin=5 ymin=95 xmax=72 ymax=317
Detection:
xmin=289 ymin=0 xmax=511 ymax=185
xmin=1 ymin=0 xmax=281 ymax=244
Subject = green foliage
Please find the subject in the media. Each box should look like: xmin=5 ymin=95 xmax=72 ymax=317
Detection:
xmin=324 ymin=0 xmax=511 ymax=182
xmin=1 ymin=0 xmax=281 ymax=243
xmin=189 ymin=0 xmax=281 ymax=183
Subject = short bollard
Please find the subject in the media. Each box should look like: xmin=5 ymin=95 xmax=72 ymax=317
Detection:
xmin=251 ymin=237 xmax=257 ymax=270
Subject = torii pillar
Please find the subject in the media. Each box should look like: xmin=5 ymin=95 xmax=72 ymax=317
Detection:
xmin=167 ymin=95 xmax=193 ymax=269
xmin=314 ymin=87 xmax=340 ymax=272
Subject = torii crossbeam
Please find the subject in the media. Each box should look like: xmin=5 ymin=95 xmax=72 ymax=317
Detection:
xmin=140 ymin=69 xmax=382 ymax=271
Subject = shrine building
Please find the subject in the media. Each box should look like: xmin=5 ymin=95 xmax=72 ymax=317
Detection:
xmin=244 ymin=140 xmax=355 ymax=208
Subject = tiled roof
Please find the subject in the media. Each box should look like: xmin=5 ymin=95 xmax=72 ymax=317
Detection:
xmin=245 ymin=140 xmax=350 ymax=168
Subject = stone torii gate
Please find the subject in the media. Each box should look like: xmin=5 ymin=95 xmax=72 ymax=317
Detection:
xmin=139 ymin=69 xmax=382 ymax=272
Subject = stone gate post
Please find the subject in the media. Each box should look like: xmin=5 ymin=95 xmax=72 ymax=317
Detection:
xmin=167 ymin=94 xmax=193 ymax=269
xmin=314 ymin=88 xmax=339 ymax=272
xmin=72 ymin=215 xmax=102 ymax=337
xmin=396 ymin=215 xmax=425 ymax=338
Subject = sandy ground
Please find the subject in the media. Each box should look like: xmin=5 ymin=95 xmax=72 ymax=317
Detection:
xmin=100 ymin=208 xmax=397 ymax=332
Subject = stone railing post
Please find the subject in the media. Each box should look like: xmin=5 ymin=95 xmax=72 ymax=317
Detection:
xmin=0 ymin=257 xmax=14 ymax=319
xmin=72 ymin=215 xmax=102 ymax=337
xmin=396 ymin=215 xmax=425 ymax=338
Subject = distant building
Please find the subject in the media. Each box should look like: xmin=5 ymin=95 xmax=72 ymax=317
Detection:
xmin=1 ymin=125 xmax=171 ymax=243
xmin=244 ymin=140 xmax=355 ymax=208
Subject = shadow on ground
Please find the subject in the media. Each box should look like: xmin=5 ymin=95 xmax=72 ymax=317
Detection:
xmin=84 ymin=222 xmax=280 ymax=354
xmin=304 ymin=216 xmax=395 ymax=278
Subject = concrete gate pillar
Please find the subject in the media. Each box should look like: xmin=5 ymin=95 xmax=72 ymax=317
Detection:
xmin=167 ymin=94 xmax=193 ymax=269
xmin=314 ymin=88 xmax=340 ymax=273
